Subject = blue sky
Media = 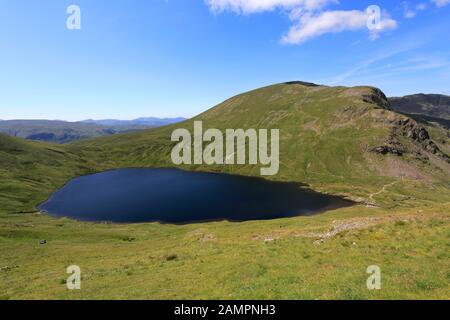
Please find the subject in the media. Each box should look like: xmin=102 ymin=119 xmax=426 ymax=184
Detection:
xmin=1 ymin=0 xmax=449 ymax=121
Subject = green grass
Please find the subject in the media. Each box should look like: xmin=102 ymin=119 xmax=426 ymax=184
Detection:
xmin=1 ymin=204 xmax=448 ymax=299
xmin=0 ymin=82 xmax=449 ymax=299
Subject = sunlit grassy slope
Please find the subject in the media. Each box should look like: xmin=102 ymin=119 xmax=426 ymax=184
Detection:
xmin=0 ymin=82 xmax=449 ymax=299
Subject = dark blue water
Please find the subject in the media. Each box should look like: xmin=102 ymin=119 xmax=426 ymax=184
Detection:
xmin=39 ymin=168 xmax=354 ymax=224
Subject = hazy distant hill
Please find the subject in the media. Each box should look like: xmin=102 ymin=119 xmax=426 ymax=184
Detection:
xmin=0 ymin=118 xmax=185 ymax=144
xmin=389 ymin=94 xmax=450 ymax=120
xmin=82 ymin=117 xmax=186 ymax=127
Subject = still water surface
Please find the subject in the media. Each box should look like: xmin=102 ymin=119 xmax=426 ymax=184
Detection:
xmin=39 ymin=168 xmax=354 ymax=224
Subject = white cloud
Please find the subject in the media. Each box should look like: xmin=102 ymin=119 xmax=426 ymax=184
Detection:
xmin=404 ymin=9 xmax=416 ymax=18
xmin=282 ymin=10 xmax=365 ymax=44
xmin=401 ymin=1 xmax=448 ymax=20
xmin=369 ymin=11 xmax=398 ymax=40
xmin=431 ymin=0 xmax=450 ymax=7
xmin=206 ymin=0 xmax=337 ymax=14
xmin=328 ymin=39 xmax=424 ymax=84
xmin=402 ymin=2 xmax=416 ymax=18
xmin=282 ymin=10 xmax=397 ymax=44
xmin=402 ymin=2 xmax=428 ymax=19
xmin=416 ymin=3 xmax=428 ymax=10
xmin=205 ymin=0 xmax=397 ymax=45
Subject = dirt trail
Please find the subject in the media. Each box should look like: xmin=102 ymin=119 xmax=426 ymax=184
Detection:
xmin=368 ymin=178 xmax=403 ymax=205
xmin=252 ymin=208 xmax=449 ymax=245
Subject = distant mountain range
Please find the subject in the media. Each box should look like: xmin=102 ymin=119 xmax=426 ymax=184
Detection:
xmin=81 ymin=117 xmax=186 ymax=127
xmin=389 ymin=94 xmax=450 ymax=120
xmin=0 ymin=117 xmax=186 ymax=144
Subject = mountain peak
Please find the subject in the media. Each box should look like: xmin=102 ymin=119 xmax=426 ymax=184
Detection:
xmin=389 ymin=93 xmax=450 ymax=120
xmin=283 ymin=81 xmax=321 ymax=87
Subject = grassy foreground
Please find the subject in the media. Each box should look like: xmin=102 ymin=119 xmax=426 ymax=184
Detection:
xmin=1 ymin=203 xmax=449 ymax=299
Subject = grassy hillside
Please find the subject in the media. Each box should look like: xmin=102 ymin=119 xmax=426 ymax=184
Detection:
xmin=0 ymin=82 xmax=449 ymax=299
xmin=0 ymin=134 xmax=94 ymax=214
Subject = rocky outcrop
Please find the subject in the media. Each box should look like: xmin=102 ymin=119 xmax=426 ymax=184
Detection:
xmin=393 ymin=118 xmax=447 ymax=160
xmin=372 ymin=115 xmax=450 ymax=163
xmin=371 ymin=134 xmax=405 ymax=156
xmin=363 ymin=88 xmax=392 ymax=110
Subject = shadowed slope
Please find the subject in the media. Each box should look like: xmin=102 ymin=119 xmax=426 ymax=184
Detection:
xmin=0 ymin=134 xmax=93 ymax=213
xmin=389 ymin=94 xmax=450 ymax=120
